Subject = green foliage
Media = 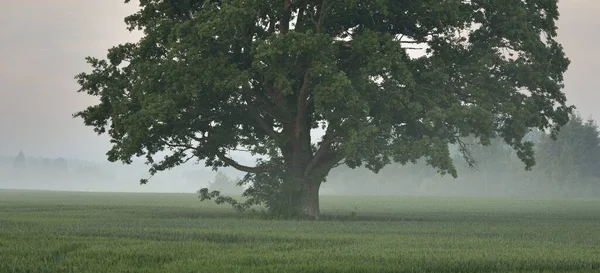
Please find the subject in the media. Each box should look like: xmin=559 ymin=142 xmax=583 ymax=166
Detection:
xmin=323 ymin=115 xmax=600 ymax=197
xmin=74 ymin=0 xmax=572 ymax=218
xmin=3 ymin=190 xmax=600 ymax=272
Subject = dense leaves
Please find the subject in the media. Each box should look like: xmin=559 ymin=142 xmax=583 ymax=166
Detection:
xmin=75 ymin=0 xmax=571 ymax=218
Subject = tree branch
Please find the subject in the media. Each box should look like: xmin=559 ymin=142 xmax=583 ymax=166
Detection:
xmin=304 ymin=126 xmax=337 ymax=177
xmin=400 ymin=40 xmax=426 ymax=44
xmin=292 ymin=70 xmax=313 ymax=168
xmin=296 ymin=4 xmax=307 ymax=32
xmin=243 ymin=94 xmax=282 ymax=142
xmin=268 ymin=17 xmax=276 ymax=33
xmin=307 ymin=150 xmax=345 ymax=180
xmin=216 ymin=150 xmax=271 ymax=173
xmin=280 ymin=0 xmax=291 ymax=34
xmin=456 ymin=138 xmax=478 ymax=170
xmin=246 ymin=85 xmax=288 ymax=122
xmin=164 ymin=142 xmax=194 ymax=150
xmin=267 ymin=87 xmax=291 ymax=121
xmin=166 ymin=139 xmax=271 ymax=174
xmin=296 ymin=71 xmax=311 ymax=127
xmin=403 ymin=47 xmax=425 ymax=50
xmin=316 ymin=0 xmax=328 ymax=33
xmin=251 ymin=109 xmax=281 ymax=141
xmin=327 ymin=153 xmax=345 ymax=169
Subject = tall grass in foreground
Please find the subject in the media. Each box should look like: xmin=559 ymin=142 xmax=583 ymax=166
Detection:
xmin=1 ymin=190 xmax=599 ymax=272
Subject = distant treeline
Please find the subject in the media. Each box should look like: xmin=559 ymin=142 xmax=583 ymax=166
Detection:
xmin=0 ymin=153 xmax=242 ymax=193
xmin=321 ymin=114 xmax=600 ymax=197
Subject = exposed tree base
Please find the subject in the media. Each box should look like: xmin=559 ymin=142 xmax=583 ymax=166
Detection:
xmin=254 ymin=179 xmax=322 ymax=220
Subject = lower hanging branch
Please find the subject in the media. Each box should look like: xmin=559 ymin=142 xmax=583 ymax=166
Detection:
xmin=197 ymin=188 xmax=254 ymax=212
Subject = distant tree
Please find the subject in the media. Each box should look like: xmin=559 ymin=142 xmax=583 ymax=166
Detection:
xmin=12 ymin=151 xmax=26 ymax=170
xmin=535 ymin=114 xmax=600 ymax=194
xmin=53 ymin=158 xmax=68 ymax=169
xmin=75 ymin=0 xmax=572 ymax=219
xmin=207 ymin=171 xmax=244 ymax=196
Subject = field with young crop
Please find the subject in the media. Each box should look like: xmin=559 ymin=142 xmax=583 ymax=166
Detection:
xmin=1 ymin=190 xmax=600 ymax=272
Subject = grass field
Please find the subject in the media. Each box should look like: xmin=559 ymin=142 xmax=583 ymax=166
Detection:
xmin=1 ymin=190 xmax=600 ymax=272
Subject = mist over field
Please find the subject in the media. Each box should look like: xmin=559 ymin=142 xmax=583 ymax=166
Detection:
xmin=3 ymin=120 xmax=600 ymax=198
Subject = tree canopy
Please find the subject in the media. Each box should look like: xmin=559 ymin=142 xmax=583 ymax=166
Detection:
xmin=74 ymin=0 xmax=572 ymax=219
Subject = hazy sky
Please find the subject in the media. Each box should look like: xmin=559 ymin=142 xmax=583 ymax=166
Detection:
xmin=0 ymin=0 xmax=598 ymax=161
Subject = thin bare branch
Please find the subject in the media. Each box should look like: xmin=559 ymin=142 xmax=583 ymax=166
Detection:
xmin=456 ymin=138 xmax=478 ymax=170
xmin=245 ymin=99 xmax=282 ymax=142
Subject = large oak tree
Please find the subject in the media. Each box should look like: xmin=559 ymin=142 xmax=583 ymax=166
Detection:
xmin=75 ymin=0 xmax=572 ymax=219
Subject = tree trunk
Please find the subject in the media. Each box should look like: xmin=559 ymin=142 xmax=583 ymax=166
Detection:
xmin=303 ymin=181 xmax=321 ymax=220
xmin=277 ymin=125 xmax=333 ymax=220
xmin=279 ymin=176 xmax=322 ymax=220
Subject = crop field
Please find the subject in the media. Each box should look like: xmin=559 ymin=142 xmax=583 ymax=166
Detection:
xmin=1 ymin=190 xmax=600 ymax=272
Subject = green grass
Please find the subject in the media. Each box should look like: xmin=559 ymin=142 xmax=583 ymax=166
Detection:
xmin=1 ymin=190 xmax=600 ymax=272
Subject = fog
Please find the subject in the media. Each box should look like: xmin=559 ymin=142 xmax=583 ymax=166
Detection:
xmin=3 ymin=128 xmax=600 ymax=197
xmin=1 ymin=0 xmax=600 ymax=195
xmin=0 ymin=152 xmax=246 ymax=193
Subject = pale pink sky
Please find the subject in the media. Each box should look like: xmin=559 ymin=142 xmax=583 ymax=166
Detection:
xmin=0 ymin=0 xmax=597 ymax=160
